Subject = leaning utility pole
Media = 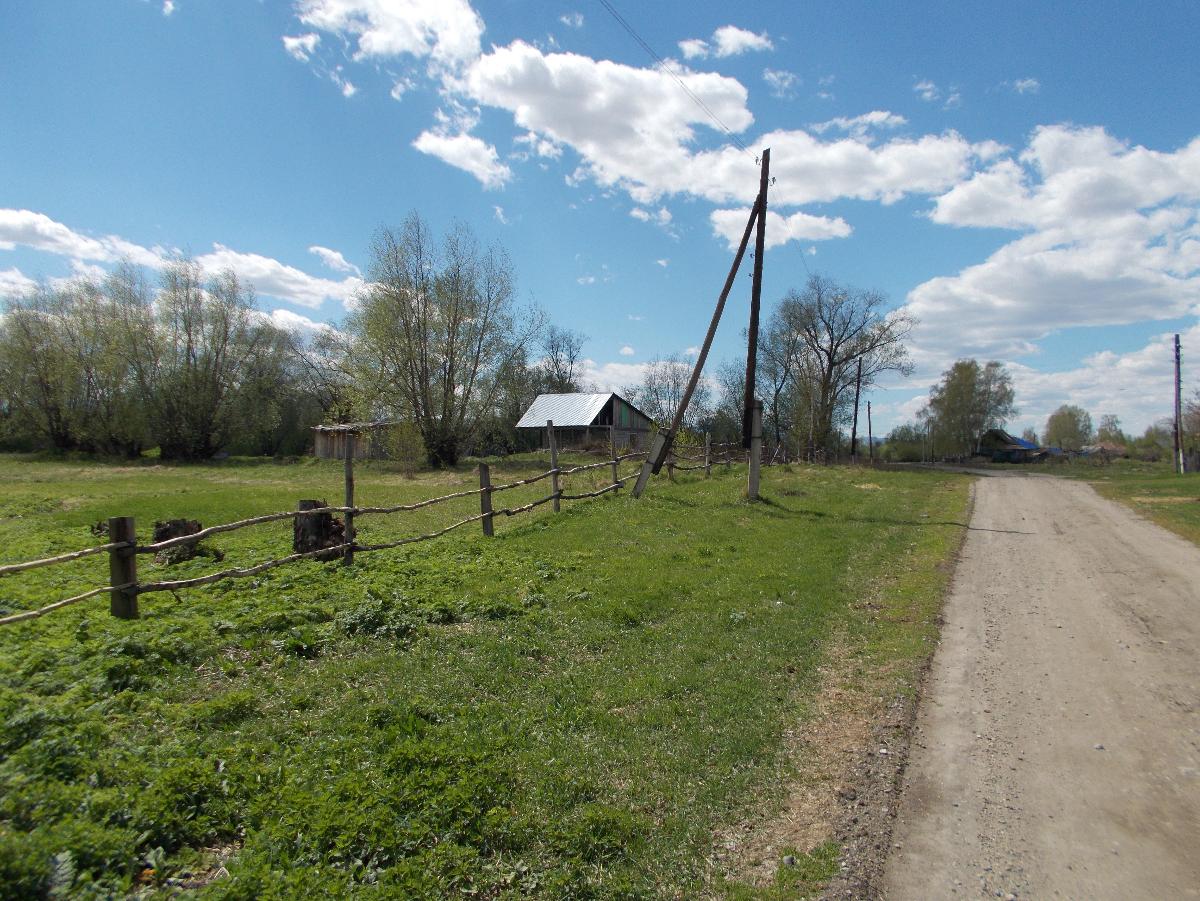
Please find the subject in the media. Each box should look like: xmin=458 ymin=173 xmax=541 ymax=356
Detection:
xmin=742 ymin=148 xmax=770 ymax=448
xmin=1175 ymin=333 xmax=1184 ymax=475
xmin=632 ymin=150 xmax=769 ymax=498
xmin=849 ymin=358 xmax=863 ymax=462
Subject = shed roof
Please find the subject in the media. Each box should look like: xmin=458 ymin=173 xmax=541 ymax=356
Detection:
xmin=516 ymin=393 xmax=613 ymax=428
xmin=312 ymin=420 xmax=399 ymax=433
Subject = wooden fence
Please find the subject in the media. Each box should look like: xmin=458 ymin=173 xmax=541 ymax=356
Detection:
xmin=0 ymin=424 xmax=764 ymax=628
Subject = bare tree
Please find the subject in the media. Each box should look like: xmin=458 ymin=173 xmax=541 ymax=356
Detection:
xmin=626 ymin=354 xmax=710 ymax=430
xmin=539 ymin=325 xmax=588 ymax=393
xmin=778 ymin=275 xmax=914 ymax=455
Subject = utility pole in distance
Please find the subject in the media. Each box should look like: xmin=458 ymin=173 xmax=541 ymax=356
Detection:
xmin=1175 ymin=333 xmax=1184 ymax=475
xmin=849 ymin=358 xmax=863 ymax=462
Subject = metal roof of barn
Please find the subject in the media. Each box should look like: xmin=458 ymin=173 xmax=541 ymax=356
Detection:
xmin=516 ymin=393 xmax=614 ymax=428
xmin=312 ymin=420 xmax=400 ymax=433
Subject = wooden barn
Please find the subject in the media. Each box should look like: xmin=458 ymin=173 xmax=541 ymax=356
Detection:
xmin=311 ymin=421 xmax=399 ymax=460
xmin=516 ymin=393 xmax=653 ymax=450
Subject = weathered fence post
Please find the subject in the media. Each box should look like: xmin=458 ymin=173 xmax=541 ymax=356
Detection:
xmin=609 ymin=426 xmax=620 ymax=494
xmin=548 ymin=420 xmax=561 ymax=512
xmin=107 ymin=516 xmax=138 ymax=619
xmin=726 ymin=444 xmax=732 ymax=471
xmin=343 ymin=432 xmax=355 ymax=566
xmin=667 ymin=450 xmax=675 ymax=482
xmin=704 ymin=432 xmax=712 ymax=477
xmin=479 ymin=462 xmax=494 ymax=537
xmin=748 ymin=400 xmax=763 ymax=500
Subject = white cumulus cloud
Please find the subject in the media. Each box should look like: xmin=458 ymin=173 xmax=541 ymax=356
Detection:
xmin=905 ymin=125 xmax=1200 ymax=361
xmin=411 ymin=130 xmax=512 ymax=189
xmin=680 ymin=25 xmax=773 ymax=59
xmin=710 ymin=208 xmax=852 ymax=250
xmin=282 ymin=32 xmax=320 ymax=62
xmin=309 ymin=245 xmax=361 ymax=275
xmin=295 ymin=0 xmax=484 ymax=70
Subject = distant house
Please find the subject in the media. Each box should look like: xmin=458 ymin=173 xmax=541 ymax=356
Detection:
xmin=311 ymin=421 xmax=399 ymax=460
xmin=978 ymin=428 xmax=1044 ymax=463
xmin=516 ymin=392 xmax=653 ymax=450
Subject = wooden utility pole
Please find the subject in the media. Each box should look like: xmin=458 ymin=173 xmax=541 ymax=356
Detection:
xmin=742 ymin=149 xmax=770 ymax=448
xmin=1175 ymin=333 xmax=1184 ymax=475
xmin=748 ymin=400 xmax=763 ymax=499
xmin=632 ymin=156 xmax=767 ymax=498
xmin=867 ymin=401 xmax=874 ymax=462
xmin=849 ymin=358 xmax=863 ymax=462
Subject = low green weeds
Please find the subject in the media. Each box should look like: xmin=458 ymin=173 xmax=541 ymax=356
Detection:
xmin=0 ymin=456 xmax=968 ymax=897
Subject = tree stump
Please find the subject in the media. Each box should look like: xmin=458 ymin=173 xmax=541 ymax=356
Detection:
xmin=153 ymin=519 xmax=216 ymax=565
xmin=294 ymin=500 xmax=345 ymax=561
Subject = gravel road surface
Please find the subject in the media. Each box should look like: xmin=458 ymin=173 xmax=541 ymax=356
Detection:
xmin=884 ymin=474 xmax=1199 ymax=900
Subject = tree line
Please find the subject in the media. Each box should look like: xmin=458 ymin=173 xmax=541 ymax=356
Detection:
xmin=879 ymin=357 xmax=1200 ymax=462
xmin=1 ymin=213 xmax=915 ymax=465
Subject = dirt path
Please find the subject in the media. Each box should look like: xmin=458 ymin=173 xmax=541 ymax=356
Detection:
xmin=883 ymin=474 xmax=1200 ymax=900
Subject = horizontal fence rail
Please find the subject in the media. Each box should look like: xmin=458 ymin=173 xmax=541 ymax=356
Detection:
xmin=0 ymin=427 xmax=781 ymax=628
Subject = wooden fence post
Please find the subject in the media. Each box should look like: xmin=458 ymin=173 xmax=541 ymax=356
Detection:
xmin=667 ymin=451 xmax=675 ymax=482
xmin=726 ymin=444 xmax=732 ymax=471
xmin=705 ymin=432 xmax=712 ymax=477
xmin=107 ymin=516 xmax=138 ymax=619
xmin=609 ymin=426 xmax=619 ymax=494
xmin=548 ymin=420 xmax=560 ymax=512
xmin=343 ymin=432 xmax=355 ymax=566
xmin=748 ymin=400 xmax=763 ymax=500
xmin=479 ymin=462 xmax=494 ymax=537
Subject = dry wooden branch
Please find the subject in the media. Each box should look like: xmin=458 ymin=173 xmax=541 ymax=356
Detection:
xmin=558 ymin=459 xmax=614 ymax=475
xmin=673 ymin=463 xmax=707 ymax=472
xmin=0 ymin=582 xmax=136 ymax=626
xmin=499 ymin=493 xmax=558 ymax=516
xmin=137 ymin=544 xmax=351 ymax=593
xmin=560 ymin=483 xmax=622 ymax=500
xmin=352 ymin=513 xmax=487 ymax=552
xmin=488 ymin=468 xmax=557 ymax=494
xmin=0 ymin=542 xmax=132 ymax=577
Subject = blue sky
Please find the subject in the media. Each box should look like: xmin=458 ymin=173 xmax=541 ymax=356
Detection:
xmin=2 ymin=0 xmax=1198 ymax=437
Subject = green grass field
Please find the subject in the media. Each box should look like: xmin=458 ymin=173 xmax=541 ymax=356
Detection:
xmin=0 ymin=455 xmax=969 ymax=898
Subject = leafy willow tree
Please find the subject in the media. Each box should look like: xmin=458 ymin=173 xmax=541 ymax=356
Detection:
xmin=922 ymin=359 xmax=1017 ymax=456
xmin=1043 ymin=404 xmax=1093 ymax=451
xmin=347 ymin=214 xmax=541 ymax=466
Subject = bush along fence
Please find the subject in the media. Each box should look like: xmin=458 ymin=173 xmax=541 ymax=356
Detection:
xmin=0 ymin=421 xmax=778 ymax=628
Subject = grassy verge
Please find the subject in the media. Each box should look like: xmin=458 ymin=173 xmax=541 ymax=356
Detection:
xmin=1045 ymin=459 xmax=1200 ymax=546
xmin=0 ymin=456 xmax=968 ymax=898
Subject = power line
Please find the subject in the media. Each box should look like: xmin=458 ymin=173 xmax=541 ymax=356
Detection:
xmin=594 ymin=0 xmax=752 ymax=155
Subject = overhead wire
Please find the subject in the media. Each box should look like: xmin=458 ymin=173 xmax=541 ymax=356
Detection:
xmin=596 ymin=1 xmax=822 ymax=283
xmin=594 ymin=0 xmax=752 ymax=156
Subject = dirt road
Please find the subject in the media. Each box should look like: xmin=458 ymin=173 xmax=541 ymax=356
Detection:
xmin=884 ymin=474 xmax=1200 ymax=899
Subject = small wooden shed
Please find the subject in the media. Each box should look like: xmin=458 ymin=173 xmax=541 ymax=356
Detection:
xmin=311 ymin=421 xmax=399 ymax=460
xmin=516 ymin=393 xmax=653 ymax=450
